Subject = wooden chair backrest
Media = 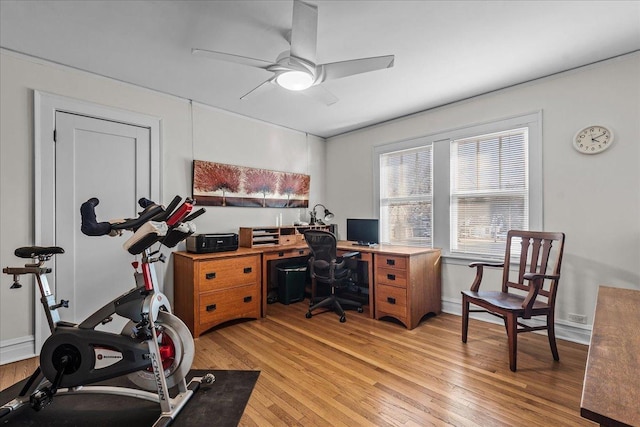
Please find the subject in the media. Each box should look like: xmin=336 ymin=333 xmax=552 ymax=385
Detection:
xmin=502 ymin=230 xmax=566 ymax=305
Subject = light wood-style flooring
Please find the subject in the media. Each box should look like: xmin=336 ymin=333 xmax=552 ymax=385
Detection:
xmin=1 ymin=303 xmax=593 ymax=426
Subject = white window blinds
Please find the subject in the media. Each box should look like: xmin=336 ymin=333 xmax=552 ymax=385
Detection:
xmin=379 ymin=146 xmax=432 ymax=246
xmin=450 ymin=127 xmax=529 ymax=257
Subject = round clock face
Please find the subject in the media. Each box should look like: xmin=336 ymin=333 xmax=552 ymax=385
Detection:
xmin=573 ymin=125 xmax=614 ymax=154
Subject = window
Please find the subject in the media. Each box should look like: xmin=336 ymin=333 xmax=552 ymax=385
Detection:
xmin=379 ymin=146 xmax=432 ymax=246
xmin=374 ymin=112 xmax=541 ymax=260
xmin=450 ymin=128 xmax=528 ymax=257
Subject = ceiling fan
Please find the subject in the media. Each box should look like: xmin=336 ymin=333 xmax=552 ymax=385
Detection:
xmin=192 ymin=0 xmax=394 ymax=105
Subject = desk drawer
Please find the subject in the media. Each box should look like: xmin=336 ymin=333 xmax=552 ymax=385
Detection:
xmin=197 ymin=255 xmax=260 ymax=292
xmin=377 ymin=255 xmax=407 ymax=270
xmin=264 ymin=248 xmax=309 ymax=260
xmin=376 ymin=284 xmax=407 ymax=318
xmin=199 ymin=284 xmax=260 ymax=326
xmin=376 ymin=267 xmax=407 ymax=287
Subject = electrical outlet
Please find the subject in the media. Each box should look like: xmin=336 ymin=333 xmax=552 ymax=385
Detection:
xmin=568 ymin=313 xmax=587 ymax=324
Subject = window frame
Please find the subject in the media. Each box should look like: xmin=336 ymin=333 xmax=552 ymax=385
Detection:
xmin=373 ymin=111 xmax=542 ymax=263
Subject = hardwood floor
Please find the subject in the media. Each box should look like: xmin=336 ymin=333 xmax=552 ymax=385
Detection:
xmin=1 ymin=303 xmax=593 ymax=426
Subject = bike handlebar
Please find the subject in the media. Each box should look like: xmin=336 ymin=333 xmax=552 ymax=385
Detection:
xmin=80 ymin=198 xmax=112 ymax=236
xmin=80 ymin=196 xmax=205 ymax=254
xmin=80 ymin=198 xmax=165 ymax=236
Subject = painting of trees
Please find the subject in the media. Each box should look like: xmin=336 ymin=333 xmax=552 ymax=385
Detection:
xmin=280 ymin=173 xmax=310 ymax=207
xmin=193 ymin=160 xmax=241 ymax=206
xmin=193 ymin=160 xmax=309 ymax=208
xmin=244 ymin=168 xmax=279 ymax=207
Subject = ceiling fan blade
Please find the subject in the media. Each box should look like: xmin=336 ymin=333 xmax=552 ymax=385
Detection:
xmin=290 ymin=0 xmax=318 ymax=64
xmin=320 ymin=55 xmax=395 ymax=81
xmin=192 ymin=48 xmax=274 ymax=69
xmin=240 ymin=79 xmax=277 ymax=100
xmin=302 ymin=84 xmax=339 ymax=106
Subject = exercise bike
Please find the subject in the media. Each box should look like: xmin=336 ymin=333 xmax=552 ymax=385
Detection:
xmin=1 ymin=195 xmax=213 ymax=427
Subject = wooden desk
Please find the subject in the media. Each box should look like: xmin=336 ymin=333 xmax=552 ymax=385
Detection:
xmin=174 ymin=242 xmax=441 ymax=336
xmin=580 ymin=286 xmax=640 ymax=427
xmin=337 ymin=242 xmax=441 ymax=329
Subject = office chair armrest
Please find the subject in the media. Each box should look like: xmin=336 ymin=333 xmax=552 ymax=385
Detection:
xmin=521 ymin=273 xmax=560 ymax=318
xmin=340 ymin=251 xmax=360 ymax=259
xmin=468 ymin=261 xmax=504 ymax=292
xmin=335 ymin=251 xmax=360 ymax=269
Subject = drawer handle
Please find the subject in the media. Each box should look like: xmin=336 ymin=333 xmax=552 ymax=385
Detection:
xmin=387 ymin=297 xmax=396 ymax=304
xmin=243 ymin=267 xmax=252 ymax=274
xmin=278 ymin=251 xmax=284 ymax=257
xmin=206 ymin=303 xmax=217 ymax=312
xmin=206 ymin=272 xmax=216 ymax=280
xmin=243 ymin=296 xmax=252 ymax=303
xmin=298 ymin=250 xmax=304 ymax=255
xmin=387 ymin=274 xmax=396 ymax=281
xmin=386 ymin=259 xmax=395 ymax=266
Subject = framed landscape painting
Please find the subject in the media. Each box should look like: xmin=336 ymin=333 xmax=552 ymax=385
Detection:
xmin=192 ymin=160 xmax=310 ymax=208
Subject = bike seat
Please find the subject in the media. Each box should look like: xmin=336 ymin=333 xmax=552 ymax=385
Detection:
xmin=14 ymin=246 xmax=65 ymax=259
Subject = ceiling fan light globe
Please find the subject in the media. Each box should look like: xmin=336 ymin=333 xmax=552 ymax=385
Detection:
xmin=276 ymin=71 xmax=314 ymax=91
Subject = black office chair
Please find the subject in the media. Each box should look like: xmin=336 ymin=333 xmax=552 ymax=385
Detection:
xmin=304 ymin=230 xmax=363 ymax=323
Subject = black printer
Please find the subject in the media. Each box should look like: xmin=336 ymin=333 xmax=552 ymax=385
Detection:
xmin=186 ymin=233 xmax=238 ymax=253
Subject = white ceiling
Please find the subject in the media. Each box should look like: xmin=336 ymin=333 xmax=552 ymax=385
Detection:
xmin=1 ymin=1 xmax=639 ymax=138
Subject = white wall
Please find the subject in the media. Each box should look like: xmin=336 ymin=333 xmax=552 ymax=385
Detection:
xmin=326 ymin=52 xmax=640 ymax=343
xmin=0 ymin=50 xmax=325 ymax=363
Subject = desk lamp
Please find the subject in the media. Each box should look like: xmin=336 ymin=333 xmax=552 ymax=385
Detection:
xmin=309 ymin=204 xmax=334 ymax=225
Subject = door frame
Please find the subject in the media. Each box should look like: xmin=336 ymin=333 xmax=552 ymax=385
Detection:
xmin=34 ymin=90 xmax=161 ymax=351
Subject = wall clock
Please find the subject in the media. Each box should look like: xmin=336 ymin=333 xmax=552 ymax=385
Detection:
xmin=573 ymin=125 xmax=614 ymax=154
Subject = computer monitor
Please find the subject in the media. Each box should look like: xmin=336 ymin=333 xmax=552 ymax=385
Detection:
xmin=346 ymin=218 xmax=379 ymax=246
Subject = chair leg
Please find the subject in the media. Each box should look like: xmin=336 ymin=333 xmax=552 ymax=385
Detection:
xmin=506 ymin=313 xmax=518 ymax=372
xmin=547 ymin=312 xmax=560 ymax=361
xmin=461 ymin=296 xmax=470 ymax=343
xmin=333 ymin=299 xmax=345 ymax=318
xmin=309 ymin=296 xmax=335 ymax=312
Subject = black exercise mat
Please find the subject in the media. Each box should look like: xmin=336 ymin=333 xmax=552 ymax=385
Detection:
xmin=0 ymin=369 xmax=259 ymax=426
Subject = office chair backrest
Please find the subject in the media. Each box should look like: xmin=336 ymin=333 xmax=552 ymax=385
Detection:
xmin=304 ymin=230 xmax=337 ymax=263
xmin=304 ymin=230 xmax=339 ymax=283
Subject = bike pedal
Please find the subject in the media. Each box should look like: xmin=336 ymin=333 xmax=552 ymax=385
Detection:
xmin=29 ymin=388 xmax=53 ymax=411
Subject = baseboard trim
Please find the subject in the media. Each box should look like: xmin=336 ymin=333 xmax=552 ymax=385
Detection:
xmin=0 ymin=335 xmax=36 ymax=365
xmin=441 ymin=298 xmax=592 ymax=345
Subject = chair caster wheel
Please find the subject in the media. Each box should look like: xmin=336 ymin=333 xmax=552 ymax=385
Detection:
xmin=305 ymin=312 xmax=312 ymax=319
xmin=339 ymin=315 xmax=346 ymax=323
xmin=357 ymin=307 xmax=363 ymax=313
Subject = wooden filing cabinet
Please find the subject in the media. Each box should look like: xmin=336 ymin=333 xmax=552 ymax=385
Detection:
xmin=374 ymin=249 xmax=441 ymax=330
xmin=173 ymin=249 xmax=262 ymax=337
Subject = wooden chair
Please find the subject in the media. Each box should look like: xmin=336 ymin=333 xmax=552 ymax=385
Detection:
xmin=461 ymin=230 xmax=566 ymax=371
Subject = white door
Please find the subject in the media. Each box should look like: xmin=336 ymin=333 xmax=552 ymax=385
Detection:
xmin=54 ymin=112 xmax=153 ymax=330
